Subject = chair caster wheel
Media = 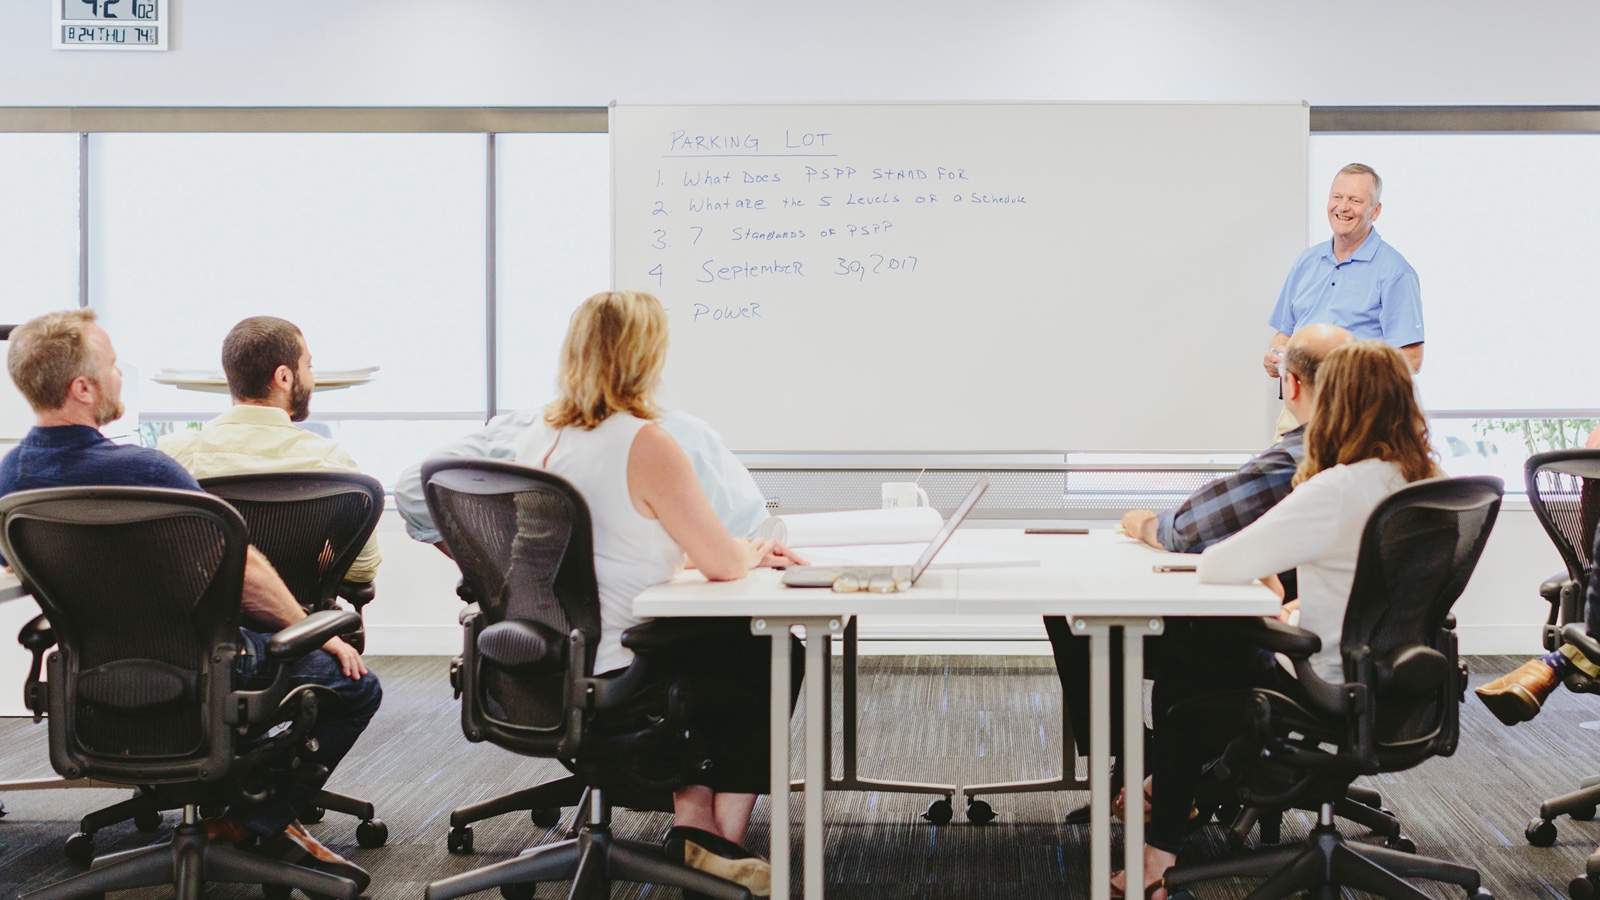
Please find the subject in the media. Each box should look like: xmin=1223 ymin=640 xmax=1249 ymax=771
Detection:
xmin=64 ymin=831 xmax=96 ymax=867
xmin=1574 ymin=805 xmax=1598 ymax=822
xmin=134 ymin=809 xmax=164 ymax=832
xmin=0 ymin=798 xmax=7 ymax=818
xmin=965 ymin=798 xmax=996 ymax=824
xmin=500 ymin=883 xmax=537 ymax=900
xmin=531 ymin=806 xmax=562 ymax=828
xmin=1384 ymin=834 xmax=1416 ymax=854
xmin=356 ymin=819 xmax=388 ymax=848
xmin=300 ymin=806 xmax=326 ymax=825
xmin=922 ymin=797 xmax=954 ymax=826
xmin=263 ymin=884 xmax=292 ymax=900
xmin=447 ymin=824 xmax=474 ymax=854
xmin=1572 ymin=876 xmax=1595 ymax=900
xmin=1527 ymin=817 xmax=1559 ymax=847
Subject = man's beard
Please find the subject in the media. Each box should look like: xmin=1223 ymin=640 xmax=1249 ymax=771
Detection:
xmin=92 ymin=387 xmax=124 ymax=426
xmin=288 ymin=375 xmax=312 ymax=422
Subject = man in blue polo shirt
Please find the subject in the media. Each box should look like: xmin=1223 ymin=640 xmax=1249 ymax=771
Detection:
xmin=0 ymin=309 xmax=379 ymax=890
xmin=1262 ymin=163 xmax=1422 ymax=434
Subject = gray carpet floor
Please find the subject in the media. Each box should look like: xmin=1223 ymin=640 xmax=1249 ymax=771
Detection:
xmin=1 ymin=654 xmax=1594 ymax=899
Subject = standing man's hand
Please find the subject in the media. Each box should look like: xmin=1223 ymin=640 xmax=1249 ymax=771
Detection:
xmin=322 ymin=636 xmax=368 ymax=679
xmin=1263 ymin=333 xmax=1289 ymax=378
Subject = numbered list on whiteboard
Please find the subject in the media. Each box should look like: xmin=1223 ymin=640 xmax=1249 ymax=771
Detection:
xmin=625 ymin=124 xmax=1029 ymax=326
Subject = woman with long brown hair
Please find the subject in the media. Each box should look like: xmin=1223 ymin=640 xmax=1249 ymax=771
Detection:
xmin=1113 ymin=340 xmax=1442 ymax=899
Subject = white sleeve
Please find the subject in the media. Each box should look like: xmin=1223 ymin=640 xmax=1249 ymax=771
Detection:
xmin=1198 ymin=470 xmax=1346 ymax=584
xmin=396 ymin=408 xmax=543 ymax=543
xmin=659 ymin=410 xmax=770 ymax=539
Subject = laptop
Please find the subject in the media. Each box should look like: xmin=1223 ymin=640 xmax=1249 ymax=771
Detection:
xmin=780 ymin=477 xmax=990 ymax=589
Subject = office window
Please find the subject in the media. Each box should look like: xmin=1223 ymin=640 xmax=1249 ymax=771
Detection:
xmin=0 ymin=133 xmax=79 ymax=324
xmin=493 ymin=133 xmax=610 ymax=413
xmin=89 ymin=133 xmax=489 ymax=484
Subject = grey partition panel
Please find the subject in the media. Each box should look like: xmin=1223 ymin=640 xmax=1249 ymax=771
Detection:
xmin=750 ymin=465 xmax=1235 ymax=519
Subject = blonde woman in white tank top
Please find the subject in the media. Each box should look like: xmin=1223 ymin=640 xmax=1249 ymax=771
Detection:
xmin=519 ymin=291 xmax=804 ymax=897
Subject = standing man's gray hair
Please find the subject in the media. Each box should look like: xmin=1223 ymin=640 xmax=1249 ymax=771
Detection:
xmin=1336 ymin=163 xmax=1382 ymax=204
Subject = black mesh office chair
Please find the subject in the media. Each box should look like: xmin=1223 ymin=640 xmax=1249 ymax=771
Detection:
xmin=1515 ymin=451 xmax=1600 ymax=899
xmin=200 ymin=471 xmax=389 ymax=846
xmin=420 ymin=459 xmax=751 ymax=900
xmin=1523 ymin=450 xmax=1600 ymax=654
xmin=0 ymin=486 xmax=366 ymax=900
xmin=1164 ymin=476 xmax=1503 ymax=900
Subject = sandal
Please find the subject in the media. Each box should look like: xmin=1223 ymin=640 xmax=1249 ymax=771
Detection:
xmin=1109 ymin=873 xmax=1165 ymax=900
xmin=1110 ymin=784 xmax=1153 ymax=823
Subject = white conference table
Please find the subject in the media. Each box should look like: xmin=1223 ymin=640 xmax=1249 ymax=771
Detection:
xmin=635 ymin=529 xmax=1280 ymax=900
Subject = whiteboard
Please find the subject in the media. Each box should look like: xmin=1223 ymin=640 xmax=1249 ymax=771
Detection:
xmin=612 ymin=102 xmax=1307 ymax=453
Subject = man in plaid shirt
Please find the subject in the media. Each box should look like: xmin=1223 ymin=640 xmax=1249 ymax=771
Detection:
xmin=1048 ymin=323 xmax=1351 ymax=824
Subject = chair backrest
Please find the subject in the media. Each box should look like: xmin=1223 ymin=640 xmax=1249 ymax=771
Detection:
xmin=1341 ymin=475 xmax=1503 ymax=766
xmin=199 ymin=472 xmax=383 ymax=612
xmin=422 ymin=458 xmax=603 ymax=745
xmin=0 ymin=487 xmax=248 ymax=783
xmin=1525 ymin=449 xmax=1600 ymax=589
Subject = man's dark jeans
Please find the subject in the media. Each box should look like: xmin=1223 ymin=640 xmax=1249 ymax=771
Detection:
xmin=232 ymin=628 xmax=383 ymax=837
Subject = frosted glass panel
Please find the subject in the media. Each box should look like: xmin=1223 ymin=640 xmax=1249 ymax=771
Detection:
xmin=494 ymin=133 xmax=609 ymax=412
xmin=89 ymin=133 xmax=487 ymax=416
xmin=0 ymin=134 xmax=79 ymax=323
xmin=1309 ymin=135 xmax=1600 ymax=413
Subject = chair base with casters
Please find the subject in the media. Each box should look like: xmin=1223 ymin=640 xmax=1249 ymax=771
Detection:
xmin=1217 ymin=785 xmax=1405 ymax=853
xmin=426 ymin=788 xmax=751 ymax=900
xmin=21 ymin=803 xmax=359 ymax=900
xmin=1166 ymin=801 xmax=1489 ymax=900
xmin=443 ymin=773 xmax=671 ymax=853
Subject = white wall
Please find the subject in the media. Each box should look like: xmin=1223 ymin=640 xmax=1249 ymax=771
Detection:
xmin=4 ymin=1 xmax=1600 ymax=107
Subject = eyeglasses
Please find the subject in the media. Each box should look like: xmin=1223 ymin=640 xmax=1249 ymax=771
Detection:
xmin=831 ymin=570 xmax=911 ymax=593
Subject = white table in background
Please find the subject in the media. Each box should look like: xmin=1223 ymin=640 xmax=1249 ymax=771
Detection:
xmin=635 ymin=530 xmax=1278 ymax=900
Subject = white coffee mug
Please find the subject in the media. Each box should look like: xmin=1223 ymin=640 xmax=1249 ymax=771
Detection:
xmin=882 ymin=482 xmax=930 ymax=509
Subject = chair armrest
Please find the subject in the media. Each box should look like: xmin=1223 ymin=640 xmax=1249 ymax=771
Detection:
xmin=1241 ymin=617 xmax=1322 ymax=657
xmin=1542 ymin=572 xmax=1571 ymax=608
xmin=459 ymin=602 xmax=480 ymax=626
xmin=1563 ymin=623 xmax=1600 ymax=667
xmin=266 ymin=610 xmax=361 ymax=661
xmin=17 ymin=613 xmax=53 ymax=723
xmin=337 ymin=579 xmax=376 ymax=610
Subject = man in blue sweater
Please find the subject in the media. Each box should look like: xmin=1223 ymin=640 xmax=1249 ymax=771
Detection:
xmin=0 ymin=309 xmax=380 ymax=890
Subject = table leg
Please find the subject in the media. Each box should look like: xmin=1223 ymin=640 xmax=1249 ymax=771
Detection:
xmin=762 ymin=618 xmax=792 ymax=900
xmin=804 ymin=620 xmax=832 ymax=900
xmin=1085 ymin=621 xmax=1111 ymax=900
xmin=1123 ymin=624 xmax=1146 ymax=898
xmin=755 ymin=615 xmax=840 ymax=900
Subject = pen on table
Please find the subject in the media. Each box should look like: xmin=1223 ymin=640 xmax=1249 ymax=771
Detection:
xmin=1025 ymin=527 xmax=1088 ymax=535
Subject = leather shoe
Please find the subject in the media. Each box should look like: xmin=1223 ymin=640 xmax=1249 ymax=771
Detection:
xmin=1475 ymin=658 xmax=1560 ymax=726
xmin=665 ymin=825 xmax=771 ymax=898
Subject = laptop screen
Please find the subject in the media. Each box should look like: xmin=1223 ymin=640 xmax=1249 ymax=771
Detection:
xmin=909 ymin=477 xmax=990 ymax=582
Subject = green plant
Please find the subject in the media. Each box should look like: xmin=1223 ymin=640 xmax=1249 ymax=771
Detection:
xmin=135 ymin=420 xmax=200 ymax=449
xmin=1471 ymin=418 xmax=1599 ymax=456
